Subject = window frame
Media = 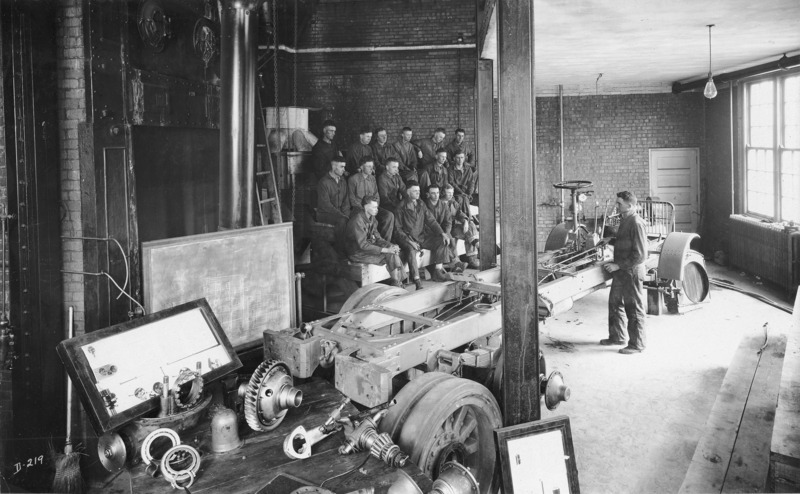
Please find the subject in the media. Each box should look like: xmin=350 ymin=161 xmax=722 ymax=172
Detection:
xmin=742 ymin=69 xmax=800 ymax=222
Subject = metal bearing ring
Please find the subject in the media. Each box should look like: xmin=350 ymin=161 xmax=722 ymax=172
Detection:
xmin=141 ymin=428 xmax=181 ymax=469
xmin=160 ymin=444 xmax=201 ymax=489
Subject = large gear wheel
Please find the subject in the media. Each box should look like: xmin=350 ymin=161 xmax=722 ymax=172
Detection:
xmin=244 ymin=360 xmax=303 ymax=432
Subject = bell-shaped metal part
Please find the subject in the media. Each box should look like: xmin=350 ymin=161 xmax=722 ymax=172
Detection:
xmin=210 ymin=406 xmax=244 ymax=453
xmin=543 ymin=370 xmax=571 ymax=410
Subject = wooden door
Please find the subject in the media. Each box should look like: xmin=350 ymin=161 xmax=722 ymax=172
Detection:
xmin=649 ymin=148 xmax=700 ymax=232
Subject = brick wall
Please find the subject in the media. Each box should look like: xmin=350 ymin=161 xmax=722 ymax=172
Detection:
xmin=302 ymin=0 xmax=474 ymax=49
xmin=56 ymin=0 xmax=86 ymax=338
xmin=529 ymin=93 xmax=706 ymax=246
xmin=267 ymin=0 xmax=478 ymax=155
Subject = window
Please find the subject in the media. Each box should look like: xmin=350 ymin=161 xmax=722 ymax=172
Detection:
xmin=744 ymin=72 xmax=800 ymax=222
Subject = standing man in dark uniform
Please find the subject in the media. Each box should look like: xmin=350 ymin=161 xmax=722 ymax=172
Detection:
xmin=378 ymin=158 xmax=406 ymax=214
xmin=346 ymin=126 xmax=374 ymax=176
xmin=370 ymin=127 xmax=393 ymax=176
xmin=317 ymin=158 xmax=351 ymax=248
xmin=311 ymin=120 xmax=341 ymax=180
xmin=602 ymin=191 xmax=648 ymax=354
xmin=393 ymin=127 xmax=421 ymax=183
xmin=413 ymin=127 xmax=446 ymax=173
xmin=444 ymin=128 xmax=468 ymax=167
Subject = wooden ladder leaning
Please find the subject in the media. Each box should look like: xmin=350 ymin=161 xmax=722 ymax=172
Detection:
xmin=255 ymin=93 xmax=282 ymax=225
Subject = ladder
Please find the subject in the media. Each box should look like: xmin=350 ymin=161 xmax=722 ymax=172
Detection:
xmin=255 ymin=91 xmax=282 ymax=225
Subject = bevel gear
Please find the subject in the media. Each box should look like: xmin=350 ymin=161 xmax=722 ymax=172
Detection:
xmin=243 ymin=360 xmax=303 ymax=432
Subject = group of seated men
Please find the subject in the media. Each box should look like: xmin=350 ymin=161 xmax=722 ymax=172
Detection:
xmin=314 ymin=121 xmax=480 ymax=290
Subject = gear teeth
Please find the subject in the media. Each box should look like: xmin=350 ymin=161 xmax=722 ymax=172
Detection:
xmin=369 ymin=432 xmax=408 ymax=467
xmin=244 ymin=360 xmax=293 ymax=432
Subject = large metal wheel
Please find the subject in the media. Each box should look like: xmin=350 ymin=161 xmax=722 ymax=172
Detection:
xmin=380 ymin=373 xmax=502 ymax=493
xmin=339 ymin=284 xmax=408 ymax=313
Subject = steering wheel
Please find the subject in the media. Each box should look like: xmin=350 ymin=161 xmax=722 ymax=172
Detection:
xmin=552 ymin=180 xmax=593 ymax=191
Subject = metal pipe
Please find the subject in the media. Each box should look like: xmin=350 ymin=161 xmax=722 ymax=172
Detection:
xmin=672 ymin=54 xmax=800 ymax=93
xmin=730 ymin=84 xmax=735 ymax=215
xmin=220 ymin=0 xmax=259 ymax=230
xmin=257 ymin=43 xmax=476 ymax=54
xmin=559 ymin=84 xmax=565 ymax=223
xmin=294 ymin=272 xmax=304 ymax=327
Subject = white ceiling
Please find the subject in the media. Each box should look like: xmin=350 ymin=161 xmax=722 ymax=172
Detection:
xmin=482 ymin=0 xmax=800 ymax=96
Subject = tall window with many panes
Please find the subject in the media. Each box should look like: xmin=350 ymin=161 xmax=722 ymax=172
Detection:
xmin=744 ymin=72 xmax=800 ymax=222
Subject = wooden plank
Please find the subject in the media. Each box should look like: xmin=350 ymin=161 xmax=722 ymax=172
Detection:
xmin=723 ymin=333 xmax=787 ymax=493
xmin=769 ymin=291 xmax=800 ymax=491
xmin=679 ymin=334 xmax=766 ymax=493
xmin=476 ymin=58 xmax=496 ymax=269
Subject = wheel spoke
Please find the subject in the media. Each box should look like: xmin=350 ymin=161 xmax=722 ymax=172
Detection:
xmin=452 ymin=406 xmax=468 ymax=434
xmin=463 ymin=436 xmax=480 ymax=456
xmin=456 ymin=411 xmax=478 ymax=443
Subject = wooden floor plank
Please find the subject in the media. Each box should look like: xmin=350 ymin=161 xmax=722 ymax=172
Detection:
xmin=723 ymin=333 xmax=787 ymax=493
xmin=769 ymin=291 xmax=800 ymax=492
xmin=679 ymin=333 xmax=765 ymax=493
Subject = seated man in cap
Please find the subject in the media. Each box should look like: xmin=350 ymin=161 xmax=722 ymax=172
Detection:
xmin=348 ymin=155 xmax=394 ymax=241
xmin=393 ymin=181 xmax=452 ymax=290
xmin=443 ymin=184 xmax=480 ymax=269
xmin=345 ymin=195 xmax=406 ymax=287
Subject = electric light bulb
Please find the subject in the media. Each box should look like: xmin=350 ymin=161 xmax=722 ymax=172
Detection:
xmin=704 ymin=73 xmax=717 ymax=99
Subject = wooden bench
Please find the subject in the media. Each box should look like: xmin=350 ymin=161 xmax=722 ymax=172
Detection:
xmin=769 ymin=291 xmax=800 ymax=492
xmin=306 ymin=220 xmax=466 ymax=286
xmin=679 ymin=330 xmax=788 ymax=493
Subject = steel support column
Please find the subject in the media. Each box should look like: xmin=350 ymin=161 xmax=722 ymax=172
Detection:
xmin=476 ymin=59 xmax=496 ymax=269
xmin=219 ymin=0 xmax=259 ymax=229
xmin=498 ymin=0 xmax=540 ymax=425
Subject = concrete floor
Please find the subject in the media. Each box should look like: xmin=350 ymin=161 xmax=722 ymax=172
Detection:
xmin=538 ymin=263 xmax=794 ymax=493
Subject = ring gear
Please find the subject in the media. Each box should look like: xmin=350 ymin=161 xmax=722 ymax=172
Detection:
xmin=244 ymin=360 xmax=300 ymax=432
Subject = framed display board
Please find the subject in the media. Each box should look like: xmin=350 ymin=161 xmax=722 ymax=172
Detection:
xmin=56 ymin=299 xmax=241 ymax=435
xmin=142 ymin=223 xmax=295 ymax=349
xmin=495 ymin=416 xmax=580 ymax=494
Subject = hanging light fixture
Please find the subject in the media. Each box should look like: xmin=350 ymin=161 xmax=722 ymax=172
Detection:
xmin=704 ymin=24 xmax=718 ymax=99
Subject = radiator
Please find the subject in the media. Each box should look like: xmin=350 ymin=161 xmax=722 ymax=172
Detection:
xmin=728 ymin=215 xmax=800 ymax=292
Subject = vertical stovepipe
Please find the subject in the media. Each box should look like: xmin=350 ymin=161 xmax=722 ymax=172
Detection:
xmin=219 ymin=0 xmax=259 ymax=229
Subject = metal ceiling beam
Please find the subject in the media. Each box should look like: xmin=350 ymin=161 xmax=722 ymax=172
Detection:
xmin=672 ymin=54 xmax=800 ymax=93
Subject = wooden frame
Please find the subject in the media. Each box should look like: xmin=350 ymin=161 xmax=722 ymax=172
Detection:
xmin=142 ymin=223 xmax=296 ymax=350
xmin=56 ymin=299 xmax=242 ymax=435
xmin=495 ymin=416 xmax=580 ymax=494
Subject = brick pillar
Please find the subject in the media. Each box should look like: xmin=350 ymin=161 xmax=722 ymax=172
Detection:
xmin=56 ymin=0 xmax=87 ymax=442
